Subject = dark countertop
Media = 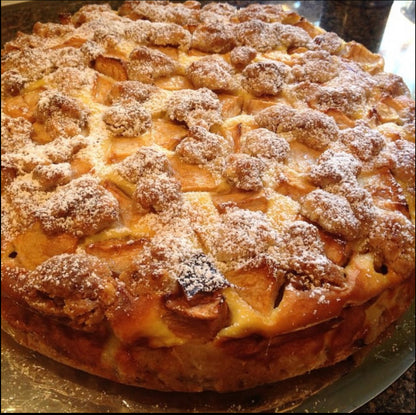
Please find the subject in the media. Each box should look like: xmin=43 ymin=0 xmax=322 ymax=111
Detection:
xmin=355 ymin=364 xmax=415 ymax=413
xmin=1 ymin=1 xmax=415 ymax=413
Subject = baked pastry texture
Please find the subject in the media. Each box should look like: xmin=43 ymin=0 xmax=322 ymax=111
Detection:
xmin=1 ymin=1 xmax=415 ymax=393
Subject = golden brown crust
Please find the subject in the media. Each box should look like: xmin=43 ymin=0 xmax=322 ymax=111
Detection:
xmin=1 ymin=0 xmax=415 ymax=394
xmin=2 ymin=276 xmax=414 ymax=392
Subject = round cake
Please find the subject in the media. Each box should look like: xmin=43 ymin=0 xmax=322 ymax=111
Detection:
xmin=1 ymin=1 xmax=415 ymax=393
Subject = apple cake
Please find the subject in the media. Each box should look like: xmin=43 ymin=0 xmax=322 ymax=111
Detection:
xmin=1 ymin=1 xmax=415 ymax=393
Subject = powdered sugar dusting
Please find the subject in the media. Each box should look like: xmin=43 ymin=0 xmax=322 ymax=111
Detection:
xmin=167 ymin=88 xmax=223 ymax=130
xmin=176 ymin=126 xmax=229 ymax=165
xmin=204 ymin=206 xmax=277 ymax=266
xmin=254 ymin=104 xmax=339 ymax=150
xmin=23 ymin=253 xmax=118 ymax=330
xmin=242 ymin=60 xmax=290 ymax=97
xmin=240 ymin=128 xmax=290 ymax=161
xmin=127 ymin=46 xmax=177 ymax=83
xmin=301 ymin=189 xmax=361 ymax=240
xmin=186 ymin=56 xmax=236 ymax=92
xmin=1 ymin=48 xmax=54 ymax=82
xmin=103 ymin=101 xmax=152 ymax=137
xmin=116 ymin=146 xmax=173 ymax=183
xmin=36 ymin=175 xmax=119 ymax=237
xmin=309 ymin=150 xmax=361 ymax=187
xmin=339 ymin=122 xmax=385 ymax=161
xmin=1 ymin=115 xmax=33 ymax=154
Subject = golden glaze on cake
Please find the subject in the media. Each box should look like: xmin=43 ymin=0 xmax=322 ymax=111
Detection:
xmin=1 ymin=1 xmax=415 ymax=392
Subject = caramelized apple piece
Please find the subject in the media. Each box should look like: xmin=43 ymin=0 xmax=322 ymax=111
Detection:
xmin=169 ymin=155 xmax=218 ymax=191
xmin=52 ymin=37 xmax=87 ymax=49
xmin=85 ymin=238 xmax=146 ymax=274
xmin=361 ymin=169 xmax=410 ymax=217
xmin=3 ymin=96 xmax=29 ymax=119
xmin=218 ymin=94 xmax=243 ymax=118
xmin=104 ymin=181 xmax=144 ymax=226
xmin=107 ymin=135 xmax=153 ymax=163
xmin=152 ymin=46 xmax=179 ymax=60
xmin=152 ymin=119 xmax=188 ymax=150
xmin=108 ymin=291 xmax=165 ymax=344
xmin=1 ymin=166 xmax=17 ymax=192
xmin=165 ymin=291 xmax=226 ymax=320
xmin=155 ymin=75 xmax=193 ymax=90
xmin=31 ymin=122 xmax=53 ymax=144
xmin=341 ymin=41 xmax=384 ymax=74
xmin=374 ymin=101 xmax=402 ymax=124
xmin=243 ymin=96 xmax=278 ymax=114
xmin=319 ymin=230 xmax=352 ymax=267
xmin=226 ymin=122 xmax=243 ymax=151
xmin=294 ymin=20 xmax=323 ymax=38
xmin=382 ymin=95 xmax=415 ymax=112
xmin=226 ymin=263 xmax=282 ymax=314
xmin=211 ymin=190 xmax=268 ymax=213
xmin=94 ymin=55 xmax=128 ymax=81
xmin=324 ymin=109 xmax=355 ymax=129
xmin=3 ymin=89 xmax=43 ymax=121
xmin=12 ymin=222 xmax=78 ymax=270
xmin=92 ymin=73 xmax=115 ymax=104
xmin=277 ymin=169 xmax=316 ymax=201
xmin=164 ymin=291 xmax=230 ymax=340
xmin=185 ymin=191 xmax=222 ymax=228
xmin=374 ymin=95 xmax=415 ymax=124
xmin=71 ymin=153 xmax=93 ymax=177
xmin=267 ymin=192 xmax=300 ymax=228
xmin=110 ymin=266 xmax=180 ymax=345
xmin=287 ymin=141 xmax=321 ymax=172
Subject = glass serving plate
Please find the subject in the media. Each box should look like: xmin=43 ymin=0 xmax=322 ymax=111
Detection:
xmin=1 ymin=1 xmax=415 ymax=412
xmin=1 ymin=302 xmax=414 ymax=413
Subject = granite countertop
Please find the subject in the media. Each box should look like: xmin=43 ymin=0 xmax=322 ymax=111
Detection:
xmin=355 ymin=364 xmax=415 ymax=413
xmin=1 ymin=1 xmax=415 ymax=413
